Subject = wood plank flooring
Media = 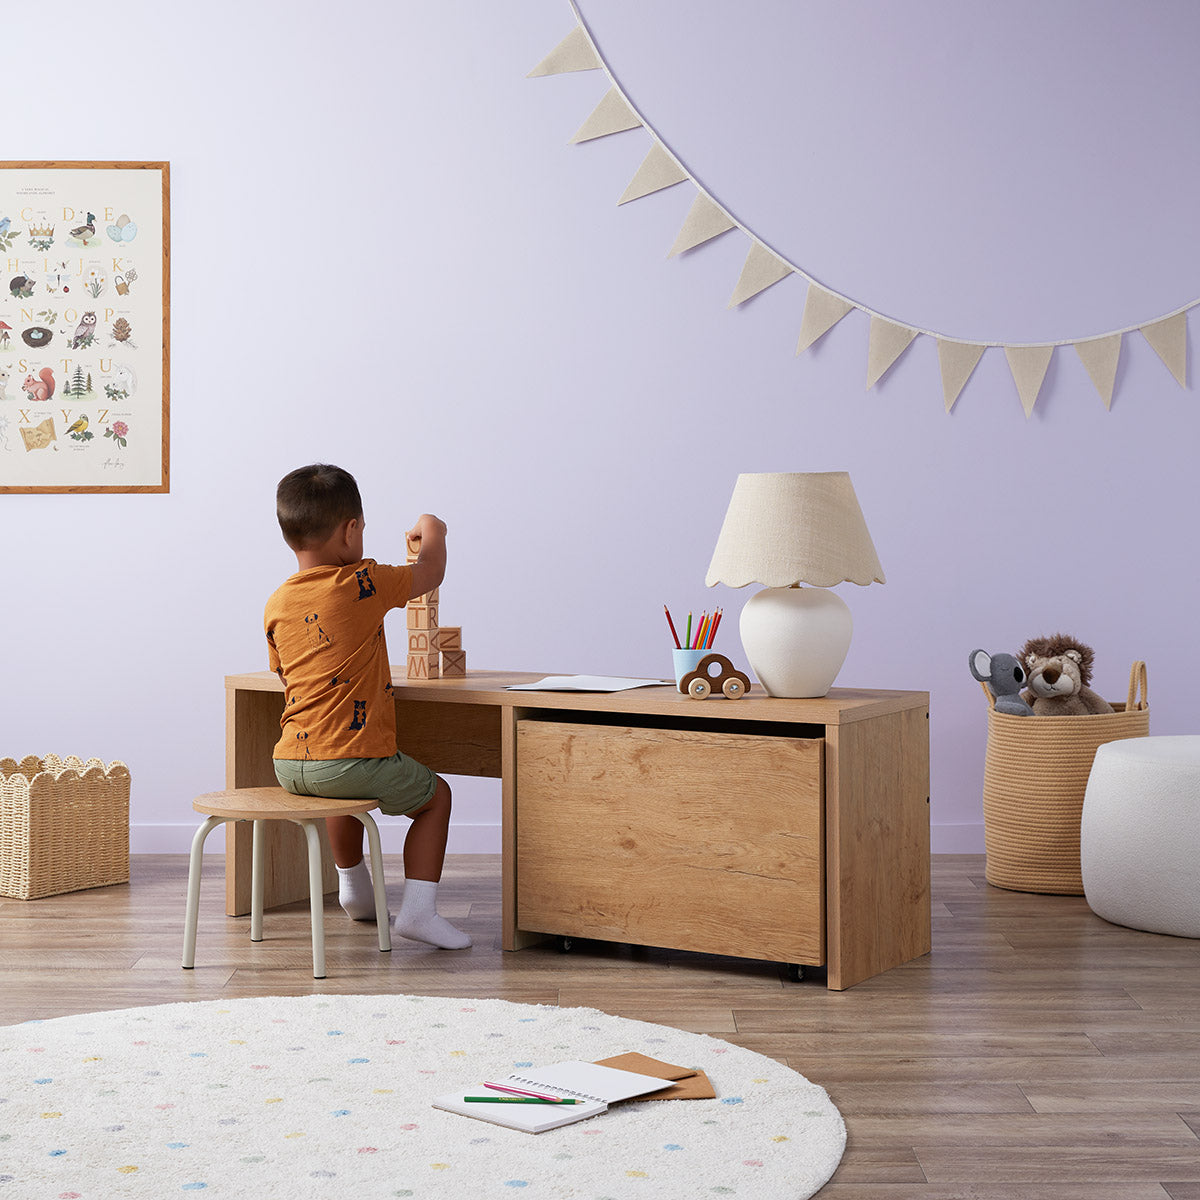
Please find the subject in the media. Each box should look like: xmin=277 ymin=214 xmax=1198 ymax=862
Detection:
xmin=2 ymin=852 xmax=1198 ymax=1197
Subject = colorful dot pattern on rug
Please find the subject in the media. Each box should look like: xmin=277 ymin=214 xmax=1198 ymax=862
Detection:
xmin=0 ymin=993 xmax=844 ymax=1198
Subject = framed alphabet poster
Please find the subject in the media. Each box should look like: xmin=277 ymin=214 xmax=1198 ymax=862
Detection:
xmin=0 ymin=161 xmax=169 ymax=493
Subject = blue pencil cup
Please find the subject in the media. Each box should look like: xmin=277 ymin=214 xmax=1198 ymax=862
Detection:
xmin=672 ymin=648 xmax=711 ymax=690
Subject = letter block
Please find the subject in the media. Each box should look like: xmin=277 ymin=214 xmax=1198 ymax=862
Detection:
xmin=438 ymin=626 xmax=462 ymax=651
xmin=407 ymin=603 xmax=438 ymax=631
xmin=406 ymin=534 xmax=421 ymax=562
xmin=407 ymin=652 xmax=440 ymax=680
xmin=440 ymin=648 xmax=467 ymax=677
xmin=408 ymin=629 xmax=440 ymax=655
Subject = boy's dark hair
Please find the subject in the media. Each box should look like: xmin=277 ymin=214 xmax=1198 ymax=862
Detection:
xmin=276 ymin=464 xmax=363 ymax=549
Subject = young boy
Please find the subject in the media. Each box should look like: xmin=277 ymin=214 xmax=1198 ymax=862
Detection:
xmin=264 ymin=463 xmax=471 ymax=950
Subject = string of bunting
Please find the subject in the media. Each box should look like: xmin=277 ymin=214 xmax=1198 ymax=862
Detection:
xmin=529 ymin=5 xmax=1195 ymax=416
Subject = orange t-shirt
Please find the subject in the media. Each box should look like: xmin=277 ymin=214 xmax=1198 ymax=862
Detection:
xmin=264 ymin=559 xmax=413 ymax=760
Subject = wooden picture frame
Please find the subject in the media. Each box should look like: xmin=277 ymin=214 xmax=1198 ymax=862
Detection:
xmin=0 ymin=161 xmax=169 ymax=493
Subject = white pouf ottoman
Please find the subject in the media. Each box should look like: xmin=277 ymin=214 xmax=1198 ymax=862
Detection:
xmin=1081 ymin=736 xmax=1200 ymax=938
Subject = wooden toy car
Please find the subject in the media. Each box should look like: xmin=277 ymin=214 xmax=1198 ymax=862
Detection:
xmin=679 ymin=653 xmax=752 ymax=700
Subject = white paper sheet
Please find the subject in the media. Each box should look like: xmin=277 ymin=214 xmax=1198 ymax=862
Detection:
xmin=504 ymin=675 xmax=670 ymax=692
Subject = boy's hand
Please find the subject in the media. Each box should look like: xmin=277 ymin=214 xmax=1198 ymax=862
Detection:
xmin=406 ymin=514 xmax=447 ymax=547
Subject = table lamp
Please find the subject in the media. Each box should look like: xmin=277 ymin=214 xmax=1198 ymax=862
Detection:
xmin=704 ymin=472 xmax=885 ymax=697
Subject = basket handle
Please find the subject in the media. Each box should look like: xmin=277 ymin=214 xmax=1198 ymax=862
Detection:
xmin=1125 ymin=660 xmax=1148 ymax=711
xmin=979 ymin=680 xmax=996 ymax=709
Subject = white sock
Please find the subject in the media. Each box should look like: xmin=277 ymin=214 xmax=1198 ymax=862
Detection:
xmin=336 ymin=860 xmax=382 ymax=922
xmin=393 ymin=878 xmax=471 ymax=949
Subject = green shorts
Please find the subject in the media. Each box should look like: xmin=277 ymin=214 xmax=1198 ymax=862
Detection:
xmin=273 ymin=752 xmax=438 ymax=817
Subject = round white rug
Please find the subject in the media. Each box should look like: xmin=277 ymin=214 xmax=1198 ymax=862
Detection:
xmin=0 ymin=993 xmax=844 ymax=1199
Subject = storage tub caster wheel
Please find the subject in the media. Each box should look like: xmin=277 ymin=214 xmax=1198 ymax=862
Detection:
xmin=786 ymin=963 xmax=805 ymax=982
xmin=557 ymin=936 xmax=574 ymax=953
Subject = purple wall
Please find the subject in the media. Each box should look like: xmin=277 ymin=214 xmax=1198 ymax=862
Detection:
xmin=3 ymin=1 xmax=1196 ymax=852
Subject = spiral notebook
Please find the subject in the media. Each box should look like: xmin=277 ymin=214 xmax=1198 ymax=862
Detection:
xmin=431 ymin=1060 xmax=671 ymax=1133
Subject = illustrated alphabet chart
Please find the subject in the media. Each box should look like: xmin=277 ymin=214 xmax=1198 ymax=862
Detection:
xmin=0 ymin=162 xmax=169 ymax=492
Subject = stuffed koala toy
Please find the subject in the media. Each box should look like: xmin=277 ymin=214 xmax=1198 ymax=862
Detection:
xmin=1019 ymin=633 xmax=1114 ymax=716
xmin=969 ymin=649 xmax=1034 ymax=716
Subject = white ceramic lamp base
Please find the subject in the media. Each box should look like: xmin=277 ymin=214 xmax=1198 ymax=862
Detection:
xmin=739 ymin=586 xmax=853 ymax=698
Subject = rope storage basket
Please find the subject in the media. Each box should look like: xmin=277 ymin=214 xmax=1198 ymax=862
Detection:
xmin=981 ymin=661 xmax=1148 ymax=894
xmin=0 ymin=754 xmax=131 ymax=900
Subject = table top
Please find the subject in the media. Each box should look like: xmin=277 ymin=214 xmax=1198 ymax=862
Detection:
xmin=226 ymin=669 xmax=928 ymax=727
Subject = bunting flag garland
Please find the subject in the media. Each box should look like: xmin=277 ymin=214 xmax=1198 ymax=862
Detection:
xmin=619 ymin=142 xmax=689 ymax=205
xmin=796 ymin=284 xmax=854 ymax=354
xmin=532 ymin=6 xmax=1196 ymax=415
xmin=729 ymin=242 xmax=792 ymax=307
xmin=1074 ymin=334 xmax=1122 ymax=410
xmin=1140 ymin=312 xmax=1188 ymax=386
xmin=1005 ymin=346 xmax=1055 ymax=419
xmin=669 ymin=193 xmax=736 ymax=257
xmin=527 ymin=25 xmax=602 ymax=76
xmin=570 ymin=86 xmax=642 ymax=143
xmin=867 ymin=317 xmax=919 ymax=389
xmin=937 ymin=339 xmax=987 ymax=413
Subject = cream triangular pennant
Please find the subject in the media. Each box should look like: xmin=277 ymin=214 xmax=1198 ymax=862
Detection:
xmin=867 ymin=317 xmax=918 ymax=389
xmin=569 ymin=87 xmax=642 ymax=144
xmin=1140 ymin=312 xmax=1187 ymax=387
xmin=528 ymin=26 xmax=602 ymax=76
xmin=1074 ymin=334 xmax=1122 ymax=409
xmin=668 ymin=193 xmax=736 ymax=257
xmin=937 ymin=340 xmax=986 ymax=412
xmin=1004 ymin=345 xmax=1054 ymax=417
xmin=795 ymin=285 xmax=854 ymax=354
xmin=728 ymin=242 xmax=792 ymax=307
xmin=618 ymin=142 xmax=689 ymax=205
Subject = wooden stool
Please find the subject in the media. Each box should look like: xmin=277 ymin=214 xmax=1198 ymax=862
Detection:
xmin=182 ymin=787 xmax=390 ymax=979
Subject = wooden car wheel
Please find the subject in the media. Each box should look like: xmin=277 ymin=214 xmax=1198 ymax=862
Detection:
xmin=688 ymin=676 xmax=712 ymax=699
xmin=722 ymin=677 xmax=745 ymax=699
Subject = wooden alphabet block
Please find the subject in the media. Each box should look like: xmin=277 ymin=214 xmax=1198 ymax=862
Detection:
xmin=407 ymin=603 xmax=438 ymax=631
xmin=438 ymin=626 xmax=462 ymax=651
xmin=407 ymin=630 xmax=440 ymax=655
xmin=407 ymin=652 xmax=440 ymax=680
xmin=440 ymin=648 xmax=466 ymax=677
xmin=414 ymin=585 xmax=439 ymax=606
xmin=406 ymin=534 xmax=421 ymax=562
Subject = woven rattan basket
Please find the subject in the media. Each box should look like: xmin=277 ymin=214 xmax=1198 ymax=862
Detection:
xmin=981 ymin=661 xmax=1149 ymax=894
xmin=0 ymin=754 xmax=131 ymax=899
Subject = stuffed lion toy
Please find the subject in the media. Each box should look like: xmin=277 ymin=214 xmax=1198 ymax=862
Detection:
xmin=1019 ymin=633 xmax=1113 ymax=716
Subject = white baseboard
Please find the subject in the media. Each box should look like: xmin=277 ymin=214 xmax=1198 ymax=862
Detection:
xmin=930 ymin=823 xmax=985 ymax=854
xmin=134 ymin=822 xmax=978 ymax=856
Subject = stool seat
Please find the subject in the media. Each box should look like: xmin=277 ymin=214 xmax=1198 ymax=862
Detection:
xmin=182 ymin=786 xmax=390 ymax=978
xmin=194 ymin=788 xmax=380 ymax=822
xmin=1082 ymin=735 xmax=1200 ymax=938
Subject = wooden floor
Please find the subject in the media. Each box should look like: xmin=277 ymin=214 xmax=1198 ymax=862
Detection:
xmin=3 ymin=852 xmax=1199 ymax=1198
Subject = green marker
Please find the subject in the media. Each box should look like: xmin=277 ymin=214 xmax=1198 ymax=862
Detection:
xmin=463 ymin=1096 xmax=578 ymax=1104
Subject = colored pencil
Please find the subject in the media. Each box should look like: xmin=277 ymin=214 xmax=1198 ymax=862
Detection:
xmin=695 ymin=613 xmax=710 ymax=650
xmin=664 ymin=605 xmax=681 ymax=649
xmin=686 ymin=612 xmax=692 ymax=649
xmin=709 ymin=608 xmax=723 ymax=647
xmin=483 ymin=1081 xmax=566 ymax=1101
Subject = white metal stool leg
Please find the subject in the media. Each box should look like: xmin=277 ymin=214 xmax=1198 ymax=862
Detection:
xmin=295 ymin=819 xmax=327 ymax=979
xmin=250 ymin=819 xmax=265 ymax=943
xmin=354 ymin=811 xmax=392 ymax=952
xmin=182 ymin=814 xmax=229 ymax=969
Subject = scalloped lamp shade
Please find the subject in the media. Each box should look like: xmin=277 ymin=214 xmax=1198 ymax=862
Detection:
xmin=705 ymin=472 xmax=885 ymax=697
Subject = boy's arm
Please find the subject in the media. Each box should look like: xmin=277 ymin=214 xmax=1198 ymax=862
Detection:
xmin=266 ymin=627 xmax=286 ymax=687
xmin=406 ymin=513 xmax=448 ymax=599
